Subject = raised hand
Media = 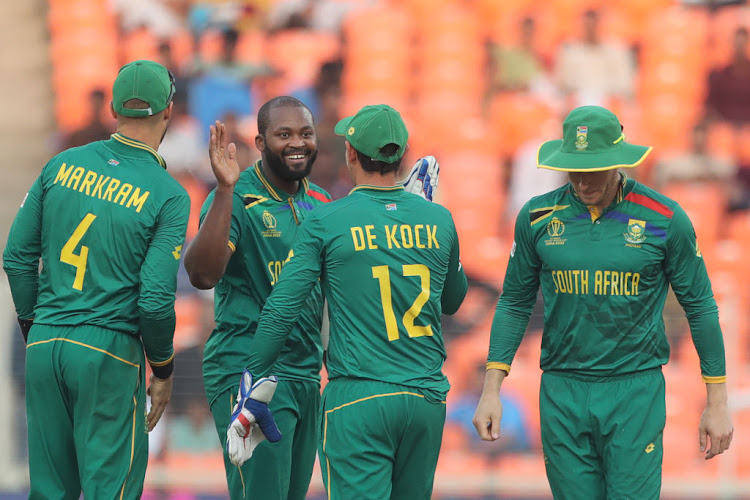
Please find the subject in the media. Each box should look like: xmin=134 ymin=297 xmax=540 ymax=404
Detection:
xmin=209 ymin=120 xmax=241 ymax=188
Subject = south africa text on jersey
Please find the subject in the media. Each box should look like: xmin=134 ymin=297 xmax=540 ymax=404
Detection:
xmin=351 ymin=224 xmax=440 ymax=251
xmin=551 ymin=269 xmax=641 ymax=296
xmin=53 ymin=163 xmax=150 ymax=213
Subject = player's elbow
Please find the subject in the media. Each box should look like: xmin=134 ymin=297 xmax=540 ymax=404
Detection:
xmin=186 ymin=269 xmax=219 ymax=290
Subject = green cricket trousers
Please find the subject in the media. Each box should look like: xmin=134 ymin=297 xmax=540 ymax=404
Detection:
xmin=25 ymin=324 xmax=147 ymax=500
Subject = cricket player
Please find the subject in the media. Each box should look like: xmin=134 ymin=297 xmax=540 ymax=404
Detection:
xmin=473 ymin=105 xmax=734 ymax=499
xmin=227 ymin=104 xmax=468 ymax=500
xmin=183 ymin=96 xmax=331 ymax=500
xmin=3 ymin=60 xmax=189 ymax=499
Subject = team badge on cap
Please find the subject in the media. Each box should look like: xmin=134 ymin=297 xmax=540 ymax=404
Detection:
xmin=575 ymin=126 xmax=589 ymax=150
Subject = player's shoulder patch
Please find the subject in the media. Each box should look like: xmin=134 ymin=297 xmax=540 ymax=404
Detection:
xmin=306 ymin=184 xmax=332 ymax=203
xmin=243 ymin=194 xmax=268 ymax=209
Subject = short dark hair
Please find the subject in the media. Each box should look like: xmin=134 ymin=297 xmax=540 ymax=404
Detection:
xmin=257 ymin=96 xmax=312 ymax=137
xmin=355 ymin=143 xmax=402 ymax=174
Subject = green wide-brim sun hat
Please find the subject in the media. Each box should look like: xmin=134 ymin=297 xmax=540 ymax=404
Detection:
xmin=537 ymin=106 xmax=653 ymax=172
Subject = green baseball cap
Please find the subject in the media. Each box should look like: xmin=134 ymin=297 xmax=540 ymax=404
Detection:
xmin=112 ymin=60 xmax=175 ymax=118
xmin=334 ymin=104 xmax=409 ymax=163
xmin=537 ymin=106 xmax=652 ymax=172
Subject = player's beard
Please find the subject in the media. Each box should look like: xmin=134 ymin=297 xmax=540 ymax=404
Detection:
xmin=263 ymin=146 xmax=317 ymax=182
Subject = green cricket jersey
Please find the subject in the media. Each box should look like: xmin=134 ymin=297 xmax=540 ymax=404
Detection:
xmin=245 ymin=185 xmax=468 ymax=401
xmin=3 ymin=133 xmax=190 ymax=368
xmin=488 ymin=175 xmax=726 ymax=381
xmin=201 ymin=162 xmax=331 ymax=406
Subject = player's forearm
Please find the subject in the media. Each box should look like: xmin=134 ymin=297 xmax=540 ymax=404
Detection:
xmin=184 ymin=186 xmax=234 ymax=288
xmin=139 ymin=309 xmax=176 ymax=379
xmin=441 ymin=269 xmax=467 ymax=315
xmin=5 ymin=272 xmax=39 ymax=319
xmin=481 ymin=367 xmax=508 ymax=396
xmin=686 ymin=309 xmax=727 ymax=382
xmin=487 ymin=300 xmax=533 ymax=365
xmin=706 ymin=382 xmax=728 ymax=408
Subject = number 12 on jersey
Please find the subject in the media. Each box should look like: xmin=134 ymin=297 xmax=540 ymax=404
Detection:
xmin=372 ymin=264 xmax=433 ymax=341
xmin=60 ymin=213 xmax=97 ymax=290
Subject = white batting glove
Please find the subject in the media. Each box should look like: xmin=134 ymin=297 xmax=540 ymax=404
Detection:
xmin=226 ymin=371 xmax=281 ymax=467
xmin=400 ymin=155 xmax=439 ymax=201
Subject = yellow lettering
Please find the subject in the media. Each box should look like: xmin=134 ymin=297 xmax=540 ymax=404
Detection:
xmin=66 ymin=167 xmax=85 ymax=190
xmin=632 ymin=273 xmax=640 ymax=296
xmin=351 ymin=227 xmax=366 ymax=251
xmin=92 ymin=175 xmax=111 ymax=198
xmin=365 ymin=225 xmax=378 ymax=250
xmin=400 ymin=225 xmax=414 ymax=248
xmin=54 ymin=163 xmax=75 ymax=185
xmin=594 ymin=271 xmax=603 ymax=295
xmin=427 ymin=225 xmax=439 ymax=249
xmin=581 ymin=270 xmax=589 ymax=294
xmin=571 ymin=270 xmax=579 ymax=294
xmin=414 ymin=224 xmax=426 ymax=248
xmin=102 ymin=178 xmax=121 ymax=201
xmin=126 ymin=188 xmax=150 ymax=213
xmin=113 ymin=183 xmax=133 ymax=205
xmin=385 ymin=225 xmax=401 ymax=249
xmin=624 ymin=272 xmax=632 ymax=295
xmin=78 ymin=171 xmax=97 ymax=195
xmin=268 ymin=261 xmax=275 ymax=285
xmin=603 ymin=271 xmax=611 ymax=294
xmin=556 ymin=270 xmax=567 ymax=293
xmin=611 ymin=271 xmax=620 ymax=295
xmin=552 ymin=271 xmax=559 ymax=293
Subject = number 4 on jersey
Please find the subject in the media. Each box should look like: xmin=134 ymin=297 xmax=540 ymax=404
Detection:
xmin=372 ymin=264 xmax=433 ymax=341
xmin=60 ymin=213 xmax=96 ymax=290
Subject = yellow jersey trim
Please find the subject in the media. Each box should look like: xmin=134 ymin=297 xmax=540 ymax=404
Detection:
xmin=253 ymin=161 xmax=283 ymax=201
xmin=147 ymin=352 xmax=174 ymax=367
xmin=227 ymin=241 xmax=236 ymax=252
xmin=27 ymin=338 xmax=140 ymax=368
xmin=529 ymin=205 xmax=570 ymax=226
xmin=703 ymin=375 xmax=727 ymax=384
xmin=112 ymin=133 xmax=167 ymax=169
xmin=486 ymin=362 xmax=511 ymax=374
xmin=349 ymin=185 xmax=404 ymax=194
xmin=119 ymin=395 xmax=138 ymax=500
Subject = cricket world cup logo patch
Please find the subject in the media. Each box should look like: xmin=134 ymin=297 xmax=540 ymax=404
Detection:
xmin=545 ymin=217 xmax=567 ymax=246
xmin=624 ymin=219 xmax=647 ymax=246
xmin=262 ymin=210 xmax=281 ymax=238
xmin=575 ymin=126 xmax=588 ymax=150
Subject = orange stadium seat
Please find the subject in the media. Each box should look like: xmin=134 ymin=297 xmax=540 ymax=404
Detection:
xmin=708 ymin=5 xmax=750 ymax=68
xmin=660 ymin=181 xmax=726 ymax=253
xmin=488 ymin=92 xmax=555 ymax=159
xmin=48 ymin=0 xmax=116 ymax=36
xmin=122 ymin=27 xmax=160 ymax=64
xmin=264 ymin=30 xmax=340 ymax=88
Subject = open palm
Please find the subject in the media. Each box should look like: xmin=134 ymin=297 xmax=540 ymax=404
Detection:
xmin=209 ymin=120 xmax=240 ymax=188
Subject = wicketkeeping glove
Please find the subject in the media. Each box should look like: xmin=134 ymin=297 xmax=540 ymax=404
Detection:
xmin=226 ymin=370 xmax=282 ymax=467
xmin=400 ymin=155 xmax=439 ymax=201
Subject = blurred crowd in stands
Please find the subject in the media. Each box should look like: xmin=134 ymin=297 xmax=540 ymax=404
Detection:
xmin=33 ymin=0 xmax=750 ymax=487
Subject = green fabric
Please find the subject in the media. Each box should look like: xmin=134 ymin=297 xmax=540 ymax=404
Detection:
xmin=334 ymin=104 xmax=408 ymax=162
xmin=2 ymin=134 xmax=190 ymax=367
xmin=201 ymin=163 xmax=330 ymax=407
xmin=489 ymin=177 xmax=726 ymax=380
xmin=245 ymin=185 xmax=467 ymax=401
xmin=112 ymin=60 xmax=175 ymax=117
xmin=25 ymin=324 xmax=147 ymax=500
xmin=319 ymin=379 xmax=446 ymax=500
xmin=537 ymin=106 xmax=652 ymax=172
xmin=210 ymin=380 xmax=320 ymax=500
xmin=540 ymin=369 xmax=665 ymax=500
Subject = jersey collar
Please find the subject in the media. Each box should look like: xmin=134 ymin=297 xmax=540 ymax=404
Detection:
xmin=575 ymin=172 xmax=630 ymax=219
xmin=252 ymin=160 xmax=309 ymax=202
xmin=110 ymin=133 xmax=167 ymax=169
xmin=349 ymin=184 xmax=404 ymax=195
